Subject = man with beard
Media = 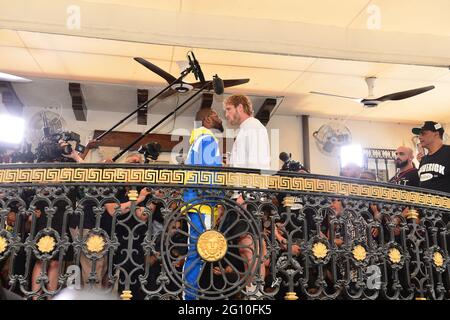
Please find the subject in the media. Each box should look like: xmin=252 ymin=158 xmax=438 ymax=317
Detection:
xmin=183 ymin=107 xmax=224 ymax=300
xmin=389 ymin=146 xmax=420 ymax=187
xmin=223 ymin=94 xmax=270 ymax=298
xmin=223 ymin=94 xmax=271 ymax=170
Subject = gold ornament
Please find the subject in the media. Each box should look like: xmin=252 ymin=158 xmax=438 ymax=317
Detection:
xmin=433 ymin=252 xmax=444 ymax=268
xmin=86 ymin=235 xmax=105 ymax=253
xmin=284 ymin=292 xmax=299 ymax=300
xmin=197 ymin=230 xmax=227 ymax=262
xmin=352 ymin=245 xmax=367 ymax=261
xmin=312 ymin=242 xmax=328 ymax=259
xmin=406 ymin=208 xmax=419 ymax=220
xmin=0 ymin=236 xmax=7 ymax=254
xmin=37 ymin=235 xmax=56 ymax=253
xmin=127 ymin=189 xmax=138 ymax=201
xmin=282 ymin=197 xmax=295 ymax=208
xmin=388 ymin=248 xmax=401 ymax=264
xmin=120 ymin=290 xmax=132 ymax=300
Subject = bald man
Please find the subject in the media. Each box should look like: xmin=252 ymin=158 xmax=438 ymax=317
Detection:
xmin=389 ymin=146 xmax=419 ymax=187
xmin=340 ymin=163 xmax=362 ymax=179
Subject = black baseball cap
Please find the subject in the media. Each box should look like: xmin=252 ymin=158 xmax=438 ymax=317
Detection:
xmin=412 ymin=121 xmax=444 ymax=135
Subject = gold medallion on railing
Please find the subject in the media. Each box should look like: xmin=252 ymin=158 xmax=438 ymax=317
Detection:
xmin=352 ymin=245 xmax=367 ymax=262
xmin=0 ymin=236 xmax=7 ymax=254
xmin=86 ymin=235 xmax=105 ymax=253
xmin=433 ymin=251 xmax=444 ymax=268
xmin=127 ymin=189 xmax=139 ymax=201
xmin=37 ymin=235 xmax=56 ymax=253
xmin=406 ymin=208 xmax=419 ymax=220
xmin=312 ymin=242 xmax=328 ymax=259
xmin=197 ymin=230 xmax=227 ymax=262
xmin=388 ymin=248 xmax=401 ymax=264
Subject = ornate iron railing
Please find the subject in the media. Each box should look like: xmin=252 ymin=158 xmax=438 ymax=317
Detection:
xmin=0 ymin=163 xmax=449 ymax=300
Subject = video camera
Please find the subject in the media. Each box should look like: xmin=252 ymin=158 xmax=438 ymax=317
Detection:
xmin=137 ymin=142 xmax=161 ymax=163
xmin=279 ymin=152 xmax=308 ymax=173
xmin=36 ymin=131 xmax=85 ymax=163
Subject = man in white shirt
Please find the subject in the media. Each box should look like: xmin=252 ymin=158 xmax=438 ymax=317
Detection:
xmin=223 ymin=94 xmax=271 ymax=170
xmin=223 ymin=94 xmax=270 ymax=297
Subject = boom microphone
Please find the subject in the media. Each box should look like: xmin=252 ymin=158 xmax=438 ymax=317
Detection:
xmin=212 ymin=74 xmax=224 ymax=95
xmin=279 ymin=152 xmax=290 ymax=162
xmin=188 ymin=51 xmax=206 ymax=84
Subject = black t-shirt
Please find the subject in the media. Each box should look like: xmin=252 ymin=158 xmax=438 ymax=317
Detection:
xmin=389 ymin=167 xmax=420 ymax=187
xmin=418 ymin=145 xmax=450 ymax=193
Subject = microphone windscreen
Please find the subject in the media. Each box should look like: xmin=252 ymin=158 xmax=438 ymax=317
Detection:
xmin=279 ymin=152 xmax=289 ymax=162
xmin=213 ymin=74 xmax=224 ymax=95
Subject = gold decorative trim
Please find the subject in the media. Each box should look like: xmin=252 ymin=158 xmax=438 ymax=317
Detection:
xmin=120 ymin=290 xmax=132 ymax=300
xmin=433 ymin=252 xmax=444 ymax=268
xmin=415 ymin=297 xmax=427 ymax=300
xmin=0 ymin=236 xmax=7 ymax=254
xmin=37 ymin=235 xmax=56 ymax=253
xmin=0 ymin=167 xmax=448 ymax=210
xmin=284 ymin=292 xmax=299 ymax=300
xmin=312 ymin=242 xmax=328 ymax=259
xmin=352 ymin=245 xmax=367 ymax=262
xmin=197 ymin=230 xmax=227 ymax=262
xmin=388 ymin=248 xmax=401 ymax=264
xmin=86 ymin=235 xmax=105 ymax=253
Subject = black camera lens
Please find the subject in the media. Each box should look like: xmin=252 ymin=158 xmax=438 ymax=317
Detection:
xmin=61 ymin=144 xmax=72 ymax=155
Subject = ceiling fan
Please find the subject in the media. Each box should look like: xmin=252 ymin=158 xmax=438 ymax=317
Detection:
xmin=134 ymin=57 xmax=250 ymax=99
xmin=310 ymin=77 xmax=435 ymax=108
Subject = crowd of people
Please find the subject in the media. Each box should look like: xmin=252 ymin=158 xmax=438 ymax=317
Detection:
xmin=0 ymin=94 xmax=449 ymax=300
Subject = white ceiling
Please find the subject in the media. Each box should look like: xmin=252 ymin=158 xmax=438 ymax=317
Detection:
xmin=1 ymin=1 xmax=450 ymax=123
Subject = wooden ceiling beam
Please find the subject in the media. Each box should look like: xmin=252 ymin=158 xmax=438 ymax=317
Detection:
xmin=68 ymin=82 xmax=87 ymax=121
xmin=137 ymin=89 xmax=148 ymax=125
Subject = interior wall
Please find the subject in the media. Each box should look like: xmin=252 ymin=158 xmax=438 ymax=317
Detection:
xmin=22 ymin=105 xmax=303 ymax=168
xmin=23 ymin=105 xmax=195 ymax=162
xmin=266 ymin=114 xmax=302 ymax=171
xmin=308 ymin=116 xmax=422 ymax=177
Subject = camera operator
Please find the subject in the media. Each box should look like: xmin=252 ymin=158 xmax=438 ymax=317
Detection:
xmin=35 ymin=129 xmax=86 ymax=164
xmin=28 ymin=136 xmax=85 ymax=298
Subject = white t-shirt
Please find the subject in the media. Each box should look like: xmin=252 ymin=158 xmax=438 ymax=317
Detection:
xmin=229 ymin=117 xmax=271 ymax=170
